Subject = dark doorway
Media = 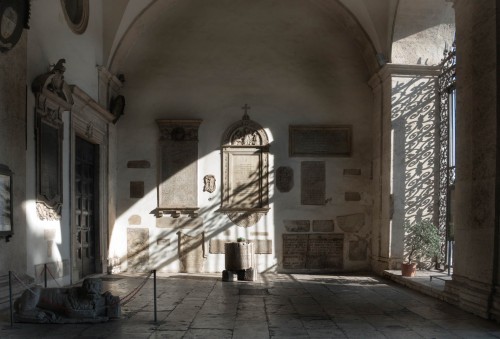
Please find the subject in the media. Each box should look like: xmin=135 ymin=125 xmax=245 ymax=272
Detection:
xmin=75 ymin=136 xmax=99 ymax=278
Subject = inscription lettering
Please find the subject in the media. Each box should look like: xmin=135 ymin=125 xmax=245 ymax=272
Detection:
xmin=301 ymin=161 xmax=325 ymax=205
xmin=283 ymin=234 xmax=343 ymax=269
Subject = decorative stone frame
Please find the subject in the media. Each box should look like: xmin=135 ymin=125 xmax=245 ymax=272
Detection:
xmin=0 ymin=164 xmax=13 ymax=241
xmin=221 ymin=113 xmax=270 ymax=227
xmin=32 ymin=59 xmax=73 ymax=221
xmin=70 ymin=85 xmax=114 ymax=282
xmin=60 ymin=0 xmax=89 ymax=35
xmin=156 ymin=120 xmax=202 ymax=218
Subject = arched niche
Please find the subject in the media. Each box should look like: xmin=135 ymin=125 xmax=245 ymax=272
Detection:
xmin=221 ymin=111 xmax=270 ymax=227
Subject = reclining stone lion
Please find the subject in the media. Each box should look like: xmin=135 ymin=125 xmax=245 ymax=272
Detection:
xmin=14 ymin=278 xmax=120 ymax=323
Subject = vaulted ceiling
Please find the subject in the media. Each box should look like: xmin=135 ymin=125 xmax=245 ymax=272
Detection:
xmin=102 ymin=0 xmax=454 ymax=74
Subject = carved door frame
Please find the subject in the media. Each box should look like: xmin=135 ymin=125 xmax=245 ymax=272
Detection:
xmin=70 ymin=86 xmax=114 ymax=282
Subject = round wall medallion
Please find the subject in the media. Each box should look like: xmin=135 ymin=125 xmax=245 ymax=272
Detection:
xmin=0 ymin=0 xmax=29 ymax=53
xmin=61 ymin=0 xmax=89 ymax=34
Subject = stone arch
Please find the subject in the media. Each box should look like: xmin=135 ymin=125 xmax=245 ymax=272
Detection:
xmin=391 ymin=0 xmax=455 ymax=65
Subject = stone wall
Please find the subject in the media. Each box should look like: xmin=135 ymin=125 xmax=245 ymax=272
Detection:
xmin=111 ymin=0 xmax=374 ymax=274
xmin=0 ymin=34 xmax=27 ymax=274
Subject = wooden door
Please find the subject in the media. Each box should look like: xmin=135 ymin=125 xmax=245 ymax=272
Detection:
xmin=75 ymin=136 xmax=99 ymax=278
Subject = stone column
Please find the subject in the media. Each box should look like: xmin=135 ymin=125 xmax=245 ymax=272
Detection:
xmin=444 ymin=0 xmax=499 ymax=320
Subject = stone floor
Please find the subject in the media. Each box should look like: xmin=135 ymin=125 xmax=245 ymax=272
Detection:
xmin=2 ymin=272 xmax=500 ymax=338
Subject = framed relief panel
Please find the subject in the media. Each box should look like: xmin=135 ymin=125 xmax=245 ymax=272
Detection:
xmin=37 ymin=116 xmax=63 ymax=210
xmin=0 ymin=164 xmax=13 ymax=239
xmin=289 ymin=125 xmax=352 ymax=157
xmin=221 ymin=111 xmax=270 ymax=227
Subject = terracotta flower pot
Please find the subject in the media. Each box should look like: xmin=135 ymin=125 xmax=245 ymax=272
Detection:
xmin=401 ymin=262 xmax=417 ymax=277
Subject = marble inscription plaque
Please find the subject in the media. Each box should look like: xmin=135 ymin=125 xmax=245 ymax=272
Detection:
xmin=127 ymin=160 xmax=151 ymax=168
xmin=209 ymin=239 xmax=226 ymax=254
xmin=336 ymin=213 xmax=365 ymax=233
xmin=301 ymin=161 xmax=325 ymax=205
xmin=282 ymin=234 xmax=308 ymax=269
xmin=251 ymin=232 xmax=269 ymax=236
xmin=289 ymin=125 xmax=352 ymax=157
xmin=284 ymin=220 xmax=310 ymax=232
xmin=130 ymin=181 xmax=144 ymax=199
xmin=345 ymin=192 xmax=361 ymax=201
xmin=312 ymin=220 xmax=334 ymax=232
xmin=127 ymin=228 xmax=149 ymax=272
xmin=252 ymin=240 xmax=273 ymax=254
xmin=157 ymin=120 xmax=201 ymax=209
xmin=156 ymin=238 xmax=170 ymax=247
xmin=283 ymin=234 xmax=343 ymax=269
xmin=349 ymin=240 xmax=368 ymax=261
xmin=276 ymin=166 xmax=294 ymax=192
xmin=230 ymin=153 xmax=261 ymax=208
xmin=128 ymin=215 xmax=141 ymax=225
xmin=178 ymin=232 xmax=204 ymax=273
xmin=306 ymin=234 xmax=343 ymax=269
xmin=156 ymin=217 xmax=203 ymax=229
xmin=343 ymin=169 xmax=361 ymax=176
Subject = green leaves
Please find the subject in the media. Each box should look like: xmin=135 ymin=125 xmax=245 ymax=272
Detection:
xmin=404 ymin=220 xmax=440 ymax=264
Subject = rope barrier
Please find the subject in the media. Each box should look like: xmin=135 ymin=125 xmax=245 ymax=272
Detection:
xmin=120 ymin=271 xmax=153 ymax=306
xmin=45 ymin=267 xmax=62 ymax=288
xmin=5 ymin=269 xmax=159 ymax=325
xmin=11 ymin=271 xmax=37 ymax=296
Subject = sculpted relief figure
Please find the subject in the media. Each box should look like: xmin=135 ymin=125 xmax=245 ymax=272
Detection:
xmin=14 ymin=278 xmax=120 ymax=323
xmin=203 ymin=175 xmax=216 ymax=193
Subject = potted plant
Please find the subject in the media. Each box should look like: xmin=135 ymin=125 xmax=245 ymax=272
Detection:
xmin=402 ymin=220 xmax=440 ymax=277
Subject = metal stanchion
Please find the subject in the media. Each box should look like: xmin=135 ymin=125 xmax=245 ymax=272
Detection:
xmin=8 ymin=271 xmax=13 ymax=328
xmin=153 ymin=269 xmax=157 ymax=323
xmin=44 ymin=264 xmax=47 ymax=288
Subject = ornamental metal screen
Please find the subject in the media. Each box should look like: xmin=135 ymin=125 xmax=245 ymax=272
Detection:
xmin=438 ymin=42 xmax=456 ymax=273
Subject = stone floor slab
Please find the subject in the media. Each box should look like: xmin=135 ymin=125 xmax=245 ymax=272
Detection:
xmin=2 ymin=272 xmax=500 ymax=338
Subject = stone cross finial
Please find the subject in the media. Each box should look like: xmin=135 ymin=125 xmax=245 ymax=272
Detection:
xmin=242 ymin=104 xmax=250 ymax=120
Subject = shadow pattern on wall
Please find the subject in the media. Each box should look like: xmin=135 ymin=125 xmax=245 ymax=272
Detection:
xmin=391 ymin=75 xmax=439 ymax=267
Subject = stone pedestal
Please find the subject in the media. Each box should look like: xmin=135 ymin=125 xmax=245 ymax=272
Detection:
xmin=222 ymin=242 xmax=256 ymax=281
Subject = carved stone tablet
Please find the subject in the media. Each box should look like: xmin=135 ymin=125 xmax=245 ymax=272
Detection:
xmin=209 ymin=239 xmax=226 ymax=254
xmin=312 ymin=220 xmax=334 ymax=232
xmin=343 ymin=169 xmax=361 ymax=176
xmin=178 ymin=232 xmax=204 ymax=273
xmin=349 ymin=240 xmax=368 ymax=261
xmin=336 ymin=213 xmax=365 ymax=233
xmin=156 ymin=217 xmax=203 ymax=229
xmin=345 ymin=192 xmax=361 ymax=201
xmin=157 ymin=120 xmax=201 ymax=212
xmin=130 ymin=181 xmax=144 ymax=199
xmin=221 ymin=112 xmax=270 ymax=227
xmin=284 ymin=220 xmax=310 ymax=232
xmin=289 ymin=125 xmax=352 ymax=157
xmin=282 ymin=234 xmax=308 ymax=269
xmin=230 ymin=153 xmax=261 ymax=208
xmin=306 ymin=234 xmax=343 ymax=269
xmin=252 ymin=240 xmax=273 ymax=254
xmin=283 ymin=234 xmax=343 ymax=269
xmin=127 ymin=160 xmax=150 ymax=168
xmin=127 ymin=228 xmax=149 ymax=271
xmin=301 ymin=161 xmax=325 ymax=205
xmin=276 ymin=166 xmax=294 ymax=192
xmin=128 ymin=215 xmax=141 ymax=225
